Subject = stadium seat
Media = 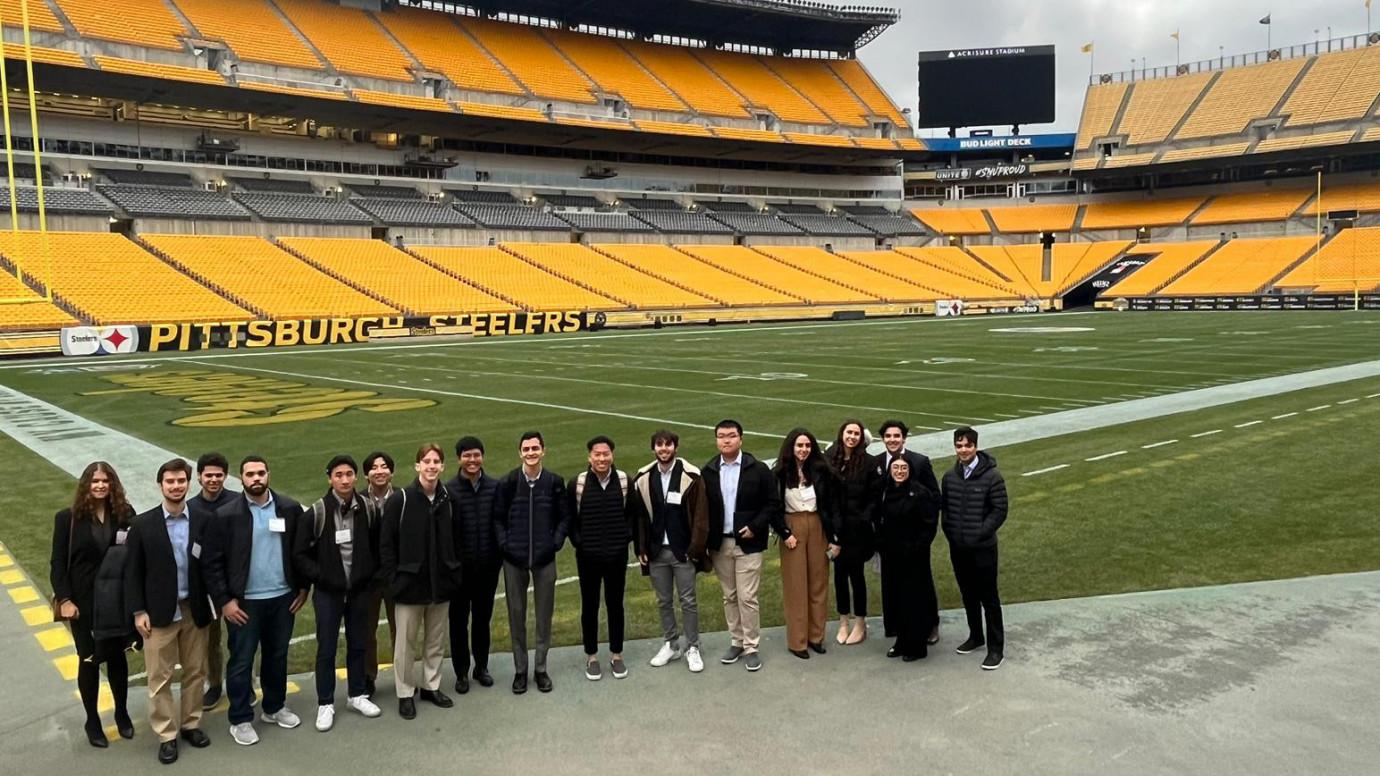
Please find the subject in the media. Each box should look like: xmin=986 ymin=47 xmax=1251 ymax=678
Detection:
xmin=555 ymin=212 xmax=656 ymax=233
xmin=277 ymin=237 xmax=511 ymax=315
xmin=694 ymin=49 xmax=829 ymax=125
xmin=0 ymin=231 xmax=250 ymax=325
xmin=753 ymin=246 xmax=925 ymax=301
xmin=677 ymin=245 xmax=872 ymax=304
xmin=376 ymin=6 xmax=525 ymax=97
xmin=459 ymin=16 xmax=596 ymax=104
xmin=1280 ymin=46 xmax=1380 ymax=127
xmin=827 ymin=59 xmax=909 ymax=128
xmin=0 ymin=268 xmax=79 ymax=329
xmin=1273 ymin=226 xmax=1380 ymax=293
xmin=411 ymin=246 xmax=624 ymax=312
xmin=0 ymin=0 xmax=65 ymax=33
xmin=354 ymin=90 xmax=454 ymax=114
xmin=1075 ymin=81 xmax=1129 ymax=149
xmin=94 ymin=56 xmax=226 ymax=86
xmin=910 ymin=208 xmax=990 ymax=236
xmin=232 ymin=193 xmax=372 ymax=224
xmin=1309 ymin=181 xmax=1380 ymax=215
xmin=142 ymin=234 xmax=396 ymax=319
xmin=596 ymin=244 xmax=796 ymax=306
xmin=97 ymin=184 xmax=251 ymax=221
xmin=622 ymin=40 xmax=750 ymax=118
xmin=1191 ymin=189 xmax=1315 ymax=225
xmin=1080 ymin=197 xmax=1206 ymax=230
xmin=1098 ymin=240 xmax=1220 ymax=297
xmin=1158 ymin=235 xmax=1316 ymax=295
xmin=351 ymin=198 xmax=473 ymax=227
xmin=766 ymin=57 xmax=872 ymax=127
xmin=0 ymin=187 xmax=112 ymax=215
xmin=969 ymin=242 xmax=1131 ymax=298
xmin=506 ymin=243 xmax=715 ymax=309
xmin=0 ymin=44 xmax=85 ymax=68
xmin=985 ymin=204 xmax=1079 ymax=234
xmin=705 ymin=212 xmax=803 ymax=235
xmin=455 ymin=204 xmax=570 ymax=231
xmin=1175 ymin=58 xmax=1308 ymax=140
xmin=173 ymin=0 xmax=321 ymax=70
xmin=272 ymin=0 xmax=414 ymax=82
xmin=54 ymin=0 xmax=187 ymax=50
xmin=544 ymin=28 xmax=686 ymax=112
xmin=887 ymin=247 xmax=1025 ymax=298
xmin=1116 ymin=72 xmax=1213 ymax=146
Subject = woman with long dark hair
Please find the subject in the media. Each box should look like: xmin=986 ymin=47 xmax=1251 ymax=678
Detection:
xmin=875 ymin=456 xmax=939 ymax=662
xmin=826 ymin=419 xmax=876 ymax=644
xmin=771 ymin=428 xmax=839 ymax=659
xmin=50 ymin=461 xmax=137 ymax=747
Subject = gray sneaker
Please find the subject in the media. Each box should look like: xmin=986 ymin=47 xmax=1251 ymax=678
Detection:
xmin=744 ymin=652 xmax=762 ymax=672
xmin=610 ymin=656 xmax=628 ymax=679
xmin=720 ymin=645 xmax=745 ymax=664
xmin=585 ymin=659 xmax=602 ymax=681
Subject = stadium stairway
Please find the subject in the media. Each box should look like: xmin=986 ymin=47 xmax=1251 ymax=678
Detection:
xmin=956 ymin=244 xmax=1019 ymax=287
xmin=398 ymin=245 xmax=528 ymax=311
xmin=1257 ymin=231 xmax=1335 ymax=293
xmin=498 ymin=243 xmax=633 ymax=307
xmin=586 ymin=244 xmax=730 ymax=307
xmin=270 ymin=237 xmax=405 ymax=313
xmin=835 ymin=251 xmax=949 ymax=299
xmin=132 ymin=234 xmax=265 ymax=317
xmin=749 ymin=246 xmax=884 ymax=302
xmin=671 ymin=246 xmax=805 ymax=303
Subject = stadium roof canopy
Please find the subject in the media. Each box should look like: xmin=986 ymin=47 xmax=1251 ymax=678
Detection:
xmin=396 ymin=0 xmax=899 ymax=55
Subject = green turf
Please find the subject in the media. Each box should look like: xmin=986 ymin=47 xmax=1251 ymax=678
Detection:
xmin=3 ymin=310 xmax=1379 ymax=677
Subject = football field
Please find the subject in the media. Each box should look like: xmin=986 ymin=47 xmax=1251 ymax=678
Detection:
xmin=3 ymin=309 xmax=1379 ymax=678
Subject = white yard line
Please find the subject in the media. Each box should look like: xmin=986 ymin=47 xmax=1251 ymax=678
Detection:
xmin=1337 ymin=399 xmax=1360 ymax=405
xmin=1190 ymin=429 xmax=1222 ymax=438
xmin=1272 ymin=412 xmax=1299 ymax=420
xmin=1305 ymin=405 xmax=1332 ymax=412
xmin=1085 ymin=451 xmax=1128 ymax=462
xmin=1022 ymin=464 xmax=1070 ymax=477
xmin=1234 ymin=420 xmax=1263 ymax=428
xmin=1142 ymin=440 xmax=1178 ymax=449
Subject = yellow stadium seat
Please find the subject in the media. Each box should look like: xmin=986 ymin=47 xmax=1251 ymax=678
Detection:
xmin=910 ymin=208 xmax=989 ymax=236
xmin=1309 ymin=180 xmax=1380 ymax=215
xmin=0 ymin=267 xmax=79 ymax=329
xmin=596 ymin=244 xmax=794 ymax=306
xmin=353 ymin=89 xmax=453 ymax=114
xmin=273 ymin=0 xmax=414 ymax=82
xmin=456 ymin=102 xmax=548 ymax=122
xmin=1274 ymin=226 xmax=1380 ymax=293
xmin=173 ymin=0 xmax=321 ymax=70
xmin=1282 ymin=46 xmax=1380 ymax=127
xmin=506 ymin=244 xmax=714 ymax=309
xmin=1192 ymin=189 xmax=1315 ymax=225
xmin=54 ymin=0 xmax=186 ymax=49
xmin=827 ymin=59 xmax=908 ymax=128
xmin=766 ymin=57 xmax=871 ymax=127
xmin=1101 ymin=241 xmax=1220 ymax=296
xmin=276 ymin=237 xmax=510 ymax=315
xmin=1080 ymin=197 xmax=1206 ymax=229
xmin=0 ymin=45 xmax=85 ymax=68
xmin=143 ymin=234 xmax=395 ymax=319
xmin=1116 ymin=73 xmax=1213 ymax=146
xmin=1175 ymin=58 xmax=1307 ymax=140
xmin=1253 ymin=130 xmax=1358 ymax=154
xmin=888 ymin=247 xmax=1024 ymax=298
xmin=0 ymin=231 xmax=250 ymax=325
xmin=411 ymin=246 xmax=623 ymax=312
xmin=377 ymin=6 xmax=525 ymax=97
xmin=1 ymin=0 xmax=65 ymax=32
xmin=1159 ymin=235 xmax=1315 ymax=294
xmin=969 ymin=242 xmax=1131 ymax=298
xmin=239 ymin=80 xmax=348 ymax=101
xmin=458 ymin=17 xmax=595 ymax=104
xmin=622 ymin=40 xmax=749 ymax=118
xmin=1075 ymin=81 xmax=1129 ymax=149
xmin=694 ymin=49 xmax=828 ymax=125
xmin=544 ymin=28 xmax=685 ymax=112
xmin=94 ymin=56 xmax=226 ymax=86
xmin=985 ymin=204 xmax=1078 ymax=233
xmin=676 ymin=245 xmax=871 ymax=304
xmin=753 ymin=246 xmax=921 ymax=301
xmin=1156 ymin=142 xmax=1251 ymax=163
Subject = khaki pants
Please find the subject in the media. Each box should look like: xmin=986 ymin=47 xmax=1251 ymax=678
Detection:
xmin=711 ymin=537 xmax=763 ymax=653
xmin=393 ymin=602 xmax=448 ymax=698
xmin=780 ymin=512 xmax=829 ymax=651
xmin=145 ymin=602 xmax=208 ymax=742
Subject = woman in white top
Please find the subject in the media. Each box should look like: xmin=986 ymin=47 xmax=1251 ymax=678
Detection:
xmin=770 ymin=428 xmax=839 ymax=659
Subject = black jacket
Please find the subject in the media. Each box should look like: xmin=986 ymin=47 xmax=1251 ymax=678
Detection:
xmin=771 ymin=464 xmax=840 ymax=544
xmin=187 ymin=488 xmax=241 ymax=518
xmin=567 ymin=468 xmax=632 ymax=563
xmin=124 ymin=505 xmax=215 ymax=628
xmin=293 ymin=490 xmax=380 ymax=595
xmin=493 ymin=468 xmax=570 ymax=569
xmin=702 ymin=452 xmax=780 ymax=555
xmin=50 ymin=505 xmax=133 ymax=609
xmin=446 ymin=472 xmax=502 ymax=569
xmin=831 ymin=454 xmax=877 ymax=563
xmin=379 ymin=479 xmax=462 ymax=604
xmin=876 ymin=449 xmax=941 ymax=499
xmin=941 ymin=451 xmax=1008 ymax=549
xmin=202 ymin=489 xmax=306 ymax=609
xmin=875 ymin=477 xmax=939 ymax=556
xmin=91 ymin=544 xmax=138 ymax=644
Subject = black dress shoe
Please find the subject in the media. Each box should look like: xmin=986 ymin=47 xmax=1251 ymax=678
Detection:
xmin=955 ymin=637 xmax=985 ymax=655
xmin=201 ymin=685 xmax=222 ymax=711
xmin=179 ymin=728 xmax=210 ymax=748
xmin=454 ymin=675 xmax=470 ymax=695
xmin=157 ymin=739 xmax=178 ymax=764
xmin=886 ymin=644 xmax=901 ymax=658
xmin=114 ymin=711 xmax=135 ymax=740
xmin=419 ymin=689 xmax=453 ymax=708
xmin=902 ymin=649 xmax=928 ymax=662
xmin=534 ymin=672 xmax=553 ymax=693
xmin=85 ymin=722 xmax=109 ymax=749
xmin=808 ymin=642 xmax=826 ymax=655
xmin=398 ymin=697 xmax=416 ymax=720
xmin=789 ymin=648 xmax=810 ymax=660
xmin=512 ymin=674 xmax=528 ymax=695
xmin=473 ymin=668 xmax=494 ymax=688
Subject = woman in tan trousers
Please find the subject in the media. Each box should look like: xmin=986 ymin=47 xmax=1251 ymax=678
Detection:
xmin=771 ymin=429 xmax=840 ymax=659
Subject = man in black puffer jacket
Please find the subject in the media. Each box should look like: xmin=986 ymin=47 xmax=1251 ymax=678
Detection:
xmin=445 ymin=436 xmax=502 ymax=694
xmin=492 ymin=431 xmax=570 ymax=695
xmin=941 ymin=426 xmax=1009 ymax=671
xmin=566 ymin=436 xmax=632 ymax=682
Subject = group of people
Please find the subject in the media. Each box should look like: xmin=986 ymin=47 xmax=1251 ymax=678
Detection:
xmin=49 ymin=418 xmax=1008 ymax=764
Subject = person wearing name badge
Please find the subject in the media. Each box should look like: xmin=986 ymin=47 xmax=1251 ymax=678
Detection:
xmin=628 ymin=430 xmax=711 ymax=673
xmin=202 ymin=455 xmax=309 ymax=746
xmin=566 ymin=436 xmax=633 ymax=681
xmin=293 ymin=455 xmax=383 ymax=731
xmin=360 ymin=451 xmax=399 ymax=698
xmin=51 ymin=461 xmax=137 ymax=749
xmin=124 ymin=458 xmax=216 ymax=764
xmin=379 ymin=443 xmax=463 ymax=719
xmin=186 ymin=452 xmax=239 ymax=712
xmin=770 ymin=429 xmax=840 ymax=660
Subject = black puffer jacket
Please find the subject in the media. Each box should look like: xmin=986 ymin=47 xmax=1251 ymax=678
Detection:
xmin=940 ymin=451 xmax=1008 ymax=549
xmin=493 ymin=468 xmax=570 ymax=569
xmin=447 ymin=473 xmax=502 ymax=569
xmin=91 ymin=544 xmax=138 ymax=645
xmin=875 ymin=476 xmax=939 ymax=555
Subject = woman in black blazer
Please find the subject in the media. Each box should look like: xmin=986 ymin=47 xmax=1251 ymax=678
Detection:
xmin=874 ymin=456 xmax=939 ymax=662
xmin=50 ymin=461 xmax=136 ymax=748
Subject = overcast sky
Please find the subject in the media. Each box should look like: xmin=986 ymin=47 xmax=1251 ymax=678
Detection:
xmin=857 ymin=0 xmax=1375 ymax=137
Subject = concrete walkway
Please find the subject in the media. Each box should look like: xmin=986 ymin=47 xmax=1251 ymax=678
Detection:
xmin=3 ymin=571 xmax=1376 ymax=775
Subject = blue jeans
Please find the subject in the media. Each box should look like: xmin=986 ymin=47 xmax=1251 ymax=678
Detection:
xmin=226 ymin=592 xmax=295 ymax=725
xmin=313 ymin=588 xmax=370 ymax=704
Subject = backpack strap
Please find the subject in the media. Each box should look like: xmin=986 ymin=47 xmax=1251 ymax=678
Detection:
xmin=617 ymin=471 xmax=629 ymax=501
xmin=575 ymin=471 xmax=587 ymax=509
xmin=311 ymin=499 xmax=327 ymax=538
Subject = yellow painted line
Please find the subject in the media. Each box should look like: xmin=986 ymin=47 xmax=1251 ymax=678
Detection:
xmin=335 ymin=668 xmax=348 ymax=679
xmin=286 ymin=681 xmax=301 ymax=694
xmin=35 ymin=626 xmax=74 ymax=652
xmin=20 ymin=605 xmax=51 ymax=626
xmin=0 ymin=552 xmax=14 ymax=567
xmin=74 ymin=685 xmax=116 ymax=713
xmin=0 ymin=568 xmax=26 ymax=584
xmin=54 ymin=653 xmax=80 ymax=681
xmin=7 ymin=584 xmax=39 ymax=604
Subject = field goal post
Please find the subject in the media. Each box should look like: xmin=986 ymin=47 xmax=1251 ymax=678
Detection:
xmin=1309 ymin=172 xmax=1380 ymax=310
xmin=0 ymin=0 xmax=55 ymax=307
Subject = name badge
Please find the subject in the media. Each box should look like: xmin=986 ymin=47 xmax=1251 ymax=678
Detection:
xmin=191 ymin=542 xmax=202 ymax=559
xmin=800 ymin=485 xmax=816 ymax=501
xmin=666 ymin=491 xmax=683 ymax=505
xmin=334 ymin=528 xmax=352 ymax=544
xmin=268 ymin=517 xmax=287 ymax=533
xmin=115 ymin=529 xmax=128 ymax=546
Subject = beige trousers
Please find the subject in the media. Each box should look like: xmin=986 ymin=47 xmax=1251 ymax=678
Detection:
xmin=711 ymin=537 xmax=764 ymax=653
xmin=780 ymin=512 xmax=829 ymax=651
xmin=145 ymin=602 xmax=208 ymax=742
xmin=393 ymin=602 xmax=449 ymax=697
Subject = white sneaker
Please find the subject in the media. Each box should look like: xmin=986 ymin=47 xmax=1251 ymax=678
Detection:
xmin=261 ymin=706 xmax=301 ymax=729
xmin=686 ymin=646 xmax=704 ymax=673
xmin=315 ymin=705 xmax=334 ymax=732
xmin=229 ymin=722 xmax=259 ymax=746
xmin=346 ymin=695 xmax=381 ymax=718
xmin=648 ymin=640 xmax=682 ymax=667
